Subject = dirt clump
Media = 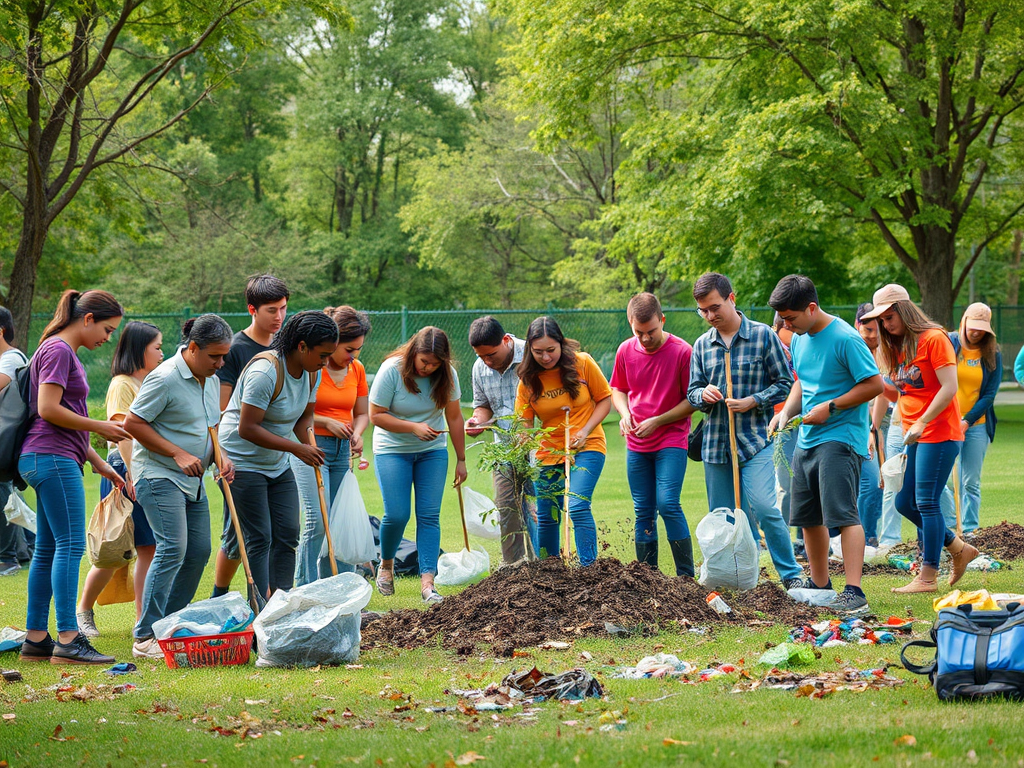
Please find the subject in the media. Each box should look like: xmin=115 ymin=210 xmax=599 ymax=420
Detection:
xmin=969 ymin=521 xmax=1024 ymax=562
xmin=362 ymin=557 xmax=826 ymax=652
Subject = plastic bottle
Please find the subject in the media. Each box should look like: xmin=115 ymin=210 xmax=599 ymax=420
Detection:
xmin=706 ymin=592 xmax=732 ymax=615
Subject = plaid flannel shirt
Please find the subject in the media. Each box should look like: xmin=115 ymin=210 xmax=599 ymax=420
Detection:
xmin=471 ymin=336 xmax=525 ymax=443
xmin=686 ymin=313 xmax=793 ymax=464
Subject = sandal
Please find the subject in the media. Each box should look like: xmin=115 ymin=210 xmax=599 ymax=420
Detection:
xmin=375 ymin=567 xmax=395 ymax=596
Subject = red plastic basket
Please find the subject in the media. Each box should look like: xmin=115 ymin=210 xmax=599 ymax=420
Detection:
xmin=157 ymin=630 xmax=255 ymax=669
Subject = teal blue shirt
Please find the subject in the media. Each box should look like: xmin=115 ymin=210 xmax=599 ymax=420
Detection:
xmin=369 ymin=356 xmax=461 ymax=454
xmin=790 ymin=317 xmax=879 ymax=456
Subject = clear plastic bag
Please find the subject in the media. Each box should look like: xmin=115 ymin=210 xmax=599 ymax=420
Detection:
xmin=152 ymin=592 xmax=253 ymax=641
xmin=696 ymin=507 xmax=759 ymax=591
xmin=436 ymin=546 xmax=490 ymax=586
xmin=463 ymin=486 xmax=500 ymax=540
xmin=3 ymin=488 xmax=36 ymax=534
xmin=254 ymin=572 xmax=372 ymax=668
xmin=320 ymin=471 xmax=377 ymax=565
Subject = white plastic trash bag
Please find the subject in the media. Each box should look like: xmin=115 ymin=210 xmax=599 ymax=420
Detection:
xmin=320 ymin=471 xmax=377 ymax=565
xmin=254 ymin=572 xmax=372 ymax=668
xmin=463 ymin=486 xmax=500 ymax=540
xmin=696 ymin=507 xmax=759 ymax=592
xmin=4 ymin=489 xmax=36 ymax=534
xmin=152 ymin=592 xmax=253 ymax=641
xmin=436 ymin=546 xmax=490 ymax=586
xmin=881 ymin=452 xmax=908 ymax=493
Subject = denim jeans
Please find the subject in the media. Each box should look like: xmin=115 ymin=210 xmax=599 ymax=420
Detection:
xmin=957 ymin=423 xmax=989 ymax=533
xmin=704 ymin=444 xmax=802 ymax=582
xmin=291 ymin=435 xmax=354 ymax=586
xmin=857 ymin=455 xmax=882 ymax=541
xmin=774 ymin=430 xmax=797 ymax=526
xmin=18 ymin=453 xmax=86 ymax=634
xmin=627 ymin=448 xmax=689 ymax=543
xmin=232 ymin=469 xmax=300 ymax=597
xmin=133 ymin=478 xmax=211 ymax=640
xmin=535 ymin=451 xmax=606 ymax=566
xmin=0 ymin=481 xmax=15 ymax=562
xmin=375 ymin=449 xmax=448 ymax=575
xmin=878 ymin=421 xmax=905 ymax=546
xmin=895 ymin=440 xmax=960 ymax=568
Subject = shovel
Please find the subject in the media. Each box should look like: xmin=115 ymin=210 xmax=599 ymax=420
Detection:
xmin=209 ymin=427 xmax=266 ymax=616
xmin=308 ymin=427 xmax=339 ymax=577
xmin=561 ymin=405 xmax=573 ymax=563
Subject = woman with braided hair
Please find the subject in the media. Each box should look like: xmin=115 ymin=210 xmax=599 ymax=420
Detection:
xmin=218 ymin=310 xmax=339 ymax=598
xmin=369 ymin=326 xmax=467 ymax=604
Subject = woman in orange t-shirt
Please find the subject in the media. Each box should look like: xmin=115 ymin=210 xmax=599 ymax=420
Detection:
xmin=862 ymin=285 xmax=978 ymax=594
xmin=515 ymin=317 xmax=611 ymax=566
xmin=293 ymin=306 xmax=371 ymax=585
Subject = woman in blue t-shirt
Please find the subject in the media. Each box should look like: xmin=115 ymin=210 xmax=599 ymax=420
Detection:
xmin=369 ymin=327 xmax=467 ymax=605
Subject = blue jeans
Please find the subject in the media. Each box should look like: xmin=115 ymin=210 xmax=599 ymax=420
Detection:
xmin=774 ymin=430 xmax=797 ymax=526
xmin=133 ymin=478 xmax=211 ymax=639
xmin=704 ymin=444 xmax=802 ymax=582
xmin=19 ymin=454 xmax=86 ymax=634
xmin=627 ymin=448 xmax=689 ymax=543
xmin=291 ymin=435 xmax=354 ymax=585
xmin=375 ymin=449 xmax=448 ymax=575
xmin=878 ymin=421 xmax=905 ymax=546
xmin=858 ymin=455 xmax=882 ymax=541
xmin=895 ymin=441 xmax=960 ymax=569
xmin=536 ymin=451 xmax=605 ymax=566
xmin=957 ymin=423 xmax=989 ymax=533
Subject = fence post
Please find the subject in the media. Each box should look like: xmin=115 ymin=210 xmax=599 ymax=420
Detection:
xmin=182 ymin=306 xmax=192 ymax=328
xmin=401 ymin=305 xmax=408 ymax=342
xmin=995 ymin=305 xmax=1002 ymax=339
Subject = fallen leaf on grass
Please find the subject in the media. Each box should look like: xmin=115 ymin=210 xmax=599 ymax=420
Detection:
xmin=895 ymin=734 xmax=917 ymax=747
xmin=454 ymin=752 xmax=487 ymax=765
xmin=2 ymin=714 xmax=14 ymax=721
xmin=663 ymin=738 xmax=694 ymax=746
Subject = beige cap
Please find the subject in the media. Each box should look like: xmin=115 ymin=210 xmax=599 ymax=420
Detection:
xmin=858 ymin=284 xmax=911 ymax=320
xmin=961 ymin=302 xmax=995 ymax=337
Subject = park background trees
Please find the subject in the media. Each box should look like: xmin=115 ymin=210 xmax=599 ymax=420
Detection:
xmin=1 ymin=0 xmax=1022 ymax=334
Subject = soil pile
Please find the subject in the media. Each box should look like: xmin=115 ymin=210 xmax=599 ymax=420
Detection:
xmin=362 ymin=558 xmax=823 ymax=653
xmin=970 ymin=521 xmax=1024 ymax=561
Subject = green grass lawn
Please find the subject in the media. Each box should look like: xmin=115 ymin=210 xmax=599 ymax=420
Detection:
xmin=2 ymin=409 xmax=1024 ymax=766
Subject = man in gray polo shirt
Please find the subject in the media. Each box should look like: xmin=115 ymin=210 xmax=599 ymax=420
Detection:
xmin=466 ymin=317 xmax=538 ymax=565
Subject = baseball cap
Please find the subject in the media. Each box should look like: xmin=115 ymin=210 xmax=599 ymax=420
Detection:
xmin=854 ymin=303 xmax=874 ymax=325
xmin=858 ymin=284 xmax=911 ymax=320
xmin=961 ymin=302 xmax=995 ymax=337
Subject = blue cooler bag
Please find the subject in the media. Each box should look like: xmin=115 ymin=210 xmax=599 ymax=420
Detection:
xmin=901 ymin=602 xmax=1024 ymax=701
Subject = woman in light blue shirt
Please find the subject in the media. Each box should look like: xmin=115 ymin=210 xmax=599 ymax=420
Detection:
xmin=369 ymin=326 xmax=467 ymax=605
xmin=124 ymin=314 xmax=233 ymax=659
xmin=218 ymin=311 xmax=338 ymax=600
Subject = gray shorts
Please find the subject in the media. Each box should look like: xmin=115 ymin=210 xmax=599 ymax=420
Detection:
xmin=789 ymin=442 xmax=863 ymax=529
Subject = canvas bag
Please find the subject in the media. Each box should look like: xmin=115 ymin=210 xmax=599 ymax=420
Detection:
xmin=88 ymin=488 xmax=136 ymax=569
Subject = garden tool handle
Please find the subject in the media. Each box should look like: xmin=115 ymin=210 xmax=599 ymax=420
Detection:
xmin=724 ymin=350 xmax=741 ymax=510
xmin=456 ymin=483 xmax=470 ymax=552
xmin=308 ymin=427 xmax=339 ymax=575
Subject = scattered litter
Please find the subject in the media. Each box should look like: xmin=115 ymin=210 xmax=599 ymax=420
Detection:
xmin=598 ymin=709 xmax=627 ymax=732
xmin=758 ymin=643 xmax=816 ymax=667
xmin=706 ymin=592 xmax=732 ymax=615
xmin=991 ymin=593 xmax=1024 ymax=608
xmin=104 ymin=662 xmax=137 ymax=676
xmin=50 ymin=682 xmax=137 ymax=702
xmin=502 ymin=667 xmax=602 ymax=701
xmin=2 ymin=669 xmax=23 ymax=683
xmin=933 ymin=589 xmax=1000 ymax=612
xmin=789 ymin=619 xmax=905 ymax=647
xmin=787 ymin=588 xmax=840 ymax=607
xmin=888 ymin=554 xmax=919 ymax=573
xmin=965 ymin=554 xmax=1003 ymax=572
xmin=733 ymin=667 xmax=905 ymax=698
xmin=611 ymin=654 xmax=696 ymax=679
xmin=539 ymin=640 xmax=572 ymax=650
xmin=0 ymin=627 xmax=27 ymax=653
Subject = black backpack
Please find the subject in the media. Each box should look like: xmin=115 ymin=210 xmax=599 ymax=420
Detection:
xmin=0 ymin=364 xmax=34 ymax=490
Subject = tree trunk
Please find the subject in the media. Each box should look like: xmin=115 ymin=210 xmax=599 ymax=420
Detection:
xmin=7 ymin=211 xmax=49 ymax=351
xmin=913 ymin=226 xmax=957 ymax=327
xmin=1007 ymin=231 xmax=1023 ymax=305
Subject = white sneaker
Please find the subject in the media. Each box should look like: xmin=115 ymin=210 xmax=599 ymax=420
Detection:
xmin=132 ymin=637 xmax=164 ymax=659
xmin=77 ymin=609 xmax=100 ymax=638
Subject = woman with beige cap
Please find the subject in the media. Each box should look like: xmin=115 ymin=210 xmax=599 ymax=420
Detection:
xmin=861 ymin=285 xmax=978 ymax=593
xmin=949 ymin=303 xmax=1002 ymax=534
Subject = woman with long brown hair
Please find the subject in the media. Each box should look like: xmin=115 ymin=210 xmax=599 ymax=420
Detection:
xmin=514 ymin=316 xmax=611 ymax=566
xmin=861 ymin=285 xmax=978 ymax=593
xmin=948 ymin=303 xmax=1002 ymax=534
xmin=369 ymin=326 xmax=466 ymax=604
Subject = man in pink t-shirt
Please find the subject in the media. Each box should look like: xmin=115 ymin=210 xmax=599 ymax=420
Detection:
xmin=610 ymin=293 xmax=697 ymax=577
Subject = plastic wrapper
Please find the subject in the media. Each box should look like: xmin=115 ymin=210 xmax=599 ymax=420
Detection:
xmin=933 ymin=589 xmax=1001 ymax=612
xmin=787 ymin=587 xmax=841 ymax=607
xmin=3 ymin=489 xmax=36 ymax=534
xmin=758 ymin=642 xmax=816 ymax=667
xmin=881 ymin=452 xmax=907 ymax=493
xmin=463 ymin=486 xmax=500 ymax=540
xmin=436 ymin=546 xmax=490 ymax=586
xmin=254 ymin=572 xmax=372 ymax=668
xmin=152 ymin=592 xmax=253 ymax=641
xmin=500 ymin=667 xmax=603 ymax=700
xmin=321 ymin=471 xmax=377 ymax=565
xmin=696 ymin=507 xmax=759 ymax=591
xmin=0 ymin=626 xmax=27 ymax=652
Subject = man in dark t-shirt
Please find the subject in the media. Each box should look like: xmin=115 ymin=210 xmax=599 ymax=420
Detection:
xmin=211 ymin=274 xmax=289 ymax=598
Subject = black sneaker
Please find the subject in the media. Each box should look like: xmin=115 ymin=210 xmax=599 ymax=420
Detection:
xmin=19 ymin=634 xmax=55 ymax=662
xmin=0 ymin=561 xmax=20 ymax=576
xmin=833 ymin=590 xmax=870 ymax=618
xmin=785 ymin=576 xmax=833 ymax=591
xmin=50 ymin=633 xmax=116 ymax=666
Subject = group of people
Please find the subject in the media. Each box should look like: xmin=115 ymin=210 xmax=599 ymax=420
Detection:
xmin=1 ymin=269 xmax=1004 ymax=665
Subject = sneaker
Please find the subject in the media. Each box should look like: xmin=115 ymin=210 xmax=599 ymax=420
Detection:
xmin=785 ymin=576 xmax=832 ymax=591
xmin=0 ymin=560 xmax=20 ymax=576
xmin=77 ymin=609 xmax=99 ymax=638
xmin=51 ymin=633 xmax=116 ymax=665
xmin=833 ymin=590 xmax=870 ymax=618
xmin=19 ymin=634 xmax=55 ymax=662
xmin=422 ymin=587 xmax=443 ymax=605
xmin=132 ymin=637 xmax=164 ymax=660
xmin=375 ymin=568 xmax=395 ymax=596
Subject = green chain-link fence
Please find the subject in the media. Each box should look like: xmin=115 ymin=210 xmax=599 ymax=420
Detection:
xmin=25 ymin=304 xmax=1024 ymax=401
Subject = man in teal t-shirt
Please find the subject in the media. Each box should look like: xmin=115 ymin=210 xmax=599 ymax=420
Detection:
xmin=769 ymin=275 xmax=884 ymax=617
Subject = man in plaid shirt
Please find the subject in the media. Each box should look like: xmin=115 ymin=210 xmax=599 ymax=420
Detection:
xmin=687 ymin=273 xmax=804 ymax=587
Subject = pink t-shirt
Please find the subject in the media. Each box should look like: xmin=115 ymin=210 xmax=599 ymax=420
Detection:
xmin=609 ymin=333 xmax=692 ymax=453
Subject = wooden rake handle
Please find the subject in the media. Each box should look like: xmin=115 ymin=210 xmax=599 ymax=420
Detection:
xmin=308 ymin=427 xmax=338 ymax=576
xmin=456 ymin=483 xmax=470 ymax=552
xmin=208 ymin=427 xmax=259 ymax=600
xmin=723 ymin=350 xmax=742 ymax=510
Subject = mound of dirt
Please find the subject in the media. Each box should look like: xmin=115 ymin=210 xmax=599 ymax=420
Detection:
xmin=970 ymin=521 xmax=1024 ymax=561
xmin=362 ymin=558 xmax=824 ymax=653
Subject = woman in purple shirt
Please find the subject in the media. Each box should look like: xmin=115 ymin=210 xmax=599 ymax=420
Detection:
xmin=18 ymin=290 xmax=131 ymax=666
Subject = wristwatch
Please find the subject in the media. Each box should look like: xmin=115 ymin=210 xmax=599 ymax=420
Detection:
xmin=828 ymin=400 xmax=837 ymax=416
